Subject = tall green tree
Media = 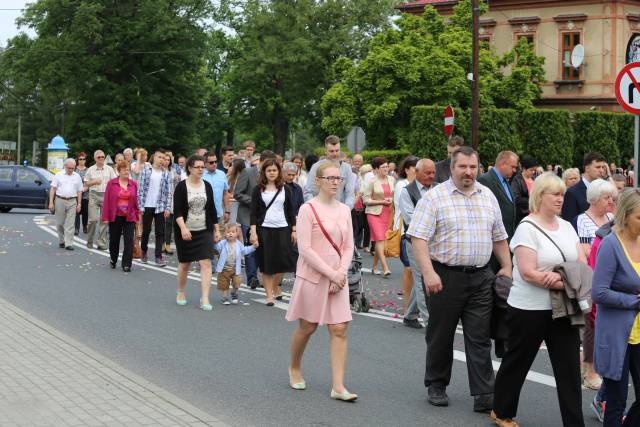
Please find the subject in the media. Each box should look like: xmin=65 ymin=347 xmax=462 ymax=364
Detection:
xmin=218 ymin=0 xmax=396 ymax=154
xmin=0 ymin=0 xmax=211 ymax=156
xmin=321 ymin=0 xmax=546 ymax=148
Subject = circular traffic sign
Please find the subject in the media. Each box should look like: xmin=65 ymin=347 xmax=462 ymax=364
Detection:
xmin=444 ymin=105 xmax=455 ymax=138
xmin=615 ymin=62 xmax=640 ymax=114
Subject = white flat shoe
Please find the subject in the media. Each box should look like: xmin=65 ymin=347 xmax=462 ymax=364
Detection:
xmin=331 ymin=389 xmax=358 ymax=401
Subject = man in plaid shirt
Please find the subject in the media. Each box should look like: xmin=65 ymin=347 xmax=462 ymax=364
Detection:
xmin=137 ymin=148 xmax=172 ymax=266
xmin=407 ymin=146 xmax=512 ymax=413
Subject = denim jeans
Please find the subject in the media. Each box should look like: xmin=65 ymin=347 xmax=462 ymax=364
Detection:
xmin=404 ymin=241 xmax=429 ymax=322
xmin=241 ymin=224 xmax=258 ymax=283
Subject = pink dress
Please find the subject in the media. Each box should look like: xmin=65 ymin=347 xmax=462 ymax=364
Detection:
xmin=367 ymin=183 xmax=391 ymax=242
xmin=285 ymin=201 xmax=354 ymax=325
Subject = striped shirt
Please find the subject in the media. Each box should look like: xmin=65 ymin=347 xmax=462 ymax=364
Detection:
xmin=576 ymin=212 xmax=613 ymax=244
xmin=407 ymin=178 xmax=508 ymax=267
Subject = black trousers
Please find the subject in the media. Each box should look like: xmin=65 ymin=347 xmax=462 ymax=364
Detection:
xmin=164 ymin=213 xmax=174 ymax=245
xmin=141 ymin=207 xmax=165 ymax=258
xmin=425 ymin=262 xmax=495 ymax=395
xmin=602 ymin=343 xmax=640 ymax=426
xmin=109 ymin=216 xmax=134 ymax=268
xmin=75 ymin=198 xmax=89 ymax=232
xmin=493 ymin=307 xmax=584 ymax=426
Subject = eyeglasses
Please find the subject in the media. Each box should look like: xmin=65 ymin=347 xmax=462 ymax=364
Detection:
xmin=208 ymin=161 xmax=217 ymax=164
xmin=319 ymin=176 xmax=344 ymax=183
xmin=96 ymin=156 xmax=105 ymax=159
xmin=78 ymin=158 xmax=86 ymax=161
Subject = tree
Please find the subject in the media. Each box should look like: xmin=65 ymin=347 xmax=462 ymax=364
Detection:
xmin=321 ymin=0 xmax=547 ymax=148
xmin=218 ymin=0 xmax=396 ymax=154
xmin=0 ymin=0 xmax=212 ymax=156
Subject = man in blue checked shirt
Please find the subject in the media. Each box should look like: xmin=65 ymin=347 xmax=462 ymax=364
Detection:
xmin=137 ymin=148 xmax=172 ymax=267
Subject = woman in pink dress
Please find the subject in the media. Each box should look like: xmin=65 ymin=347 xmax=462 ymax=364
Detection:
xmin=363 ymin=157 xmax=395 ymax=276
xmin=285 ymin=161 xmax=356 ymax=401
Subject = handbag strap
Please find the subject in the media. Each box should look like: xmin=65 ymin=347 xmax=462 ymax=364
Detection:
xmin=308 ymin=202 xmax=342 ymax=257
xmin=521 ymin=220 xmax=566 ymax=262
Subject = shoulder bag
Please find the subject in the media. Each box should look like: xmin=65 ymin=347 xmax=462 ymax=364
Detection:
xmin=521 ymin=220 xmax=567 ymax=262
xmin=308 ymin=202 xmax=342 ymax=257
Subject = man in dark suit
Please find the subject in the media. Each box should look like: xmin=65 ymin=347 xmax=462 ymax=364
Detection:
xmin=477 ymin=151 xmax=518 ymax=239
xmin=434 ymin=135 xmax=465 ymax=184
xmin=233 ymin=150 xmax=277 ymax=288
xmin=561 ymin=151 xmax=607 ymax=229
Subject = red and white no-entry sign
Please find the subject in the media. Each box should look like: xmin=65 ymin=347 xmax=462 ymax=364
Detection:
xmin=615 ymin=62 xmax=640 ymax=114
xmin=444 ymin=105 xmax=455 ymax=138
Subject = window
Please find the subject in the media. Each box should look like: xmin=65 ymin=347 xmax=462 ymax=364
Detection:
xmin=0 ymin=168 xmax=12 ymax=183
xmin=16 ymin=169 xmax=38 ymax=183
xmin=518 ymin=34 xmax=534 ymax=45
xmin=562 ymin=32 xmax=581 ymax=80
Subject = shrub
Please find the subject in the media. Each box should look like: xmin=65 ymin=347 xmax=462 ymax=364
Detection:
xmin=573 ymin=112 xmax=620 ymax=167
xmin=359 ymin=149 xmax=412 ymax=164
xmin=521 ymin=109 xmax=573 ymax=168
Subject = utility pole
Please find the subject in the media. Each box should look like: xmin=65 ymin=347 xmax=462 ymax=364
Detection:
xmin=17 ymin=112 xmax=21 ymax=164
xmin=471 ymin=0 xmax=480 ymax=150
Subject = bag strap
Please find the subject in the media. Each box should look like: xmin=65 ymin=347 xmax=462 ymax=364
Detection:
xmin=521 ymin=220 xmax=566 ymax=262
xmin=264 ymin=187 xmax=282 ymax=213
xmin=308 ymin=202 xmax=342 ymax=257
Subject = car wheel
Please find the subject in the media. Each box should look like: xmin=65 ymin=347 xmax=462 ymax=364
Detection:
xmin=0 ymin=207 xmax=11 ymax=213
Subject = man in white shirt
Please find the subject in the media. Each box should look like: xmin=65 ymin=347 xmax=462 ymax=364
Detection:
xmin=84 ymin=150 xmax=117 ymax=249
xmin=49 ymin=158 xmax=83 ymax=250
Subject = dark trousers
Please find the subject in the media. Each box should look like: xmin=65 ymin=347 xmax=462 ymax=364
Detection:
xmin=241 ymin=224 xmax=258 ymax=283
xmin=164 ymin=213 xmax=174 ymax=245
xmin=603 ymin=344 xmax=640 ymax=426
xmin=493 ymin=307 xmax=584 ymax=426
xmin=74 ymin=198 xmax=89 ymax=232
xmin=352 ymin=209 xmax=368 ymax=249
xmin=109 ymin=216 xmax=134 ymax=268
xmin=425 ymin=262 xmax=495 ymax=395
xmin=141 ymin=207 xmax=164 ymax=258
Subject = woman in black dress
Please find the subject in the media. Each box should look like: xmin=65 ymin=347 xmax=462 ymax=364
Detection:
xmin=249 ymin=158 xmax=297 ymax=306
xmin=174 ymin=155 xmax=221 ymax=311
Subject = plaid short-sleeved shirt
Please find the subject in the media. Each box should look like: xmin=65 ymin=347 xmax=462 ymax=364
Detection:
xmin=407 ymin=178 xmax=508 ymax=267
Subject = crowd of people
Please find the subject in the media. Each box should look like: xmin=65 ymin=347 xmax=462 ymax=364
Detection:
xmin=46 ymin=135 xmax=640 ymax=424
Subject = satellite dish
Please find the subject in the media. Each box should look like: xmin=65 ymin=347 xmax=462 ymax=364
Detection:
xmin=571 ymin=44 xmax=585 ymax=69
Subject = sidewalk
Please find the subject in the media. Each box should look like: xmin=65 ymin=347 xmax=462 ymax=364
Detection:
xmin=0 ymin=296 xmax=226 ymax=426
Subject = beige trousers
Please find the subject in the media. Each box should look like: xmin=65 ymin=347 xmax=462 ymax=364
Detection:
xmin=87 ymin=191 xmax=107 ymax=247
xmin=55 ymin=197 xmax=77 ymax=247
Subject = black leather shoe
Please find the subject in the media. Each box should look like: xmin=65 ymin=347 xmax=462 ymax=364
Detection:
xmin=65 ymin=246 xmax=74 ymax=251
xmin=403 ymin=318 xmax=424 ymax=329
xmin=428 ymin=386 xmax=449 ymax=407
xmin=123 ymin=266 xmax=131 ymax=273
xmin=249 ymin=279 xmax=259 ymax=290
xmin=110 ymin=260 xmax=116 ymax=269
xmin=59 ymin=243 xmax=65 ymax=248
xmin=473 ymin=393 xmax=493 ymax=413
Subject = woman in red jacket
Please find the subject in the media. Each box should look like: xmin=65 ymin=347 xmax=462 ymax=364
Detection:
xmin=102 ymin=162 xmax=140 ymax=272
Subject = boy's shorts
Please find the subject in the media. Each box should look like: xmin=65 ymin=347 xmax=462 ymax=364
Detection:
xmin=217 ymin=268 xmax=241 ymax=291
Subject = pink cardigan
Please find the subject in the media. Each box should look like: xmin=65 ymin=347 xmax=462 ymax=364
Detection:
xmin=101 ymin=178 xmax=140 ymax=223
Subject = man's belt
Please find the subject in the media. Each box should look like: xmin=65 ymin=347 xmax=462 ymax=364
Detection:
xmin=55 ymin=195 xmax=76 ymax=201
xmin=432 ymin=260 xmax=488 ymax=273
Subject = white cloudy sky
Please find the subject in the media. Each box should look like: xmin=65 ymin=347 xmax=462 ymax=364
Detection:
xmin=0 ymin=0 xmax=33 ymax=47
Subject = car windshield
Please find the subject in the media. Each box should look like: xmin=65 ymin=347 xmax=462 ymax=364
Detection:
xmin=33 ymin=167 xmax=55 ymax=182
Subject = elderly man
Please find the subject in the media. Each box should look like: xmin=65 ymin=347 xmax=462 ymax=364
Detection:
xmin=303 ymin=135 xmax=355 ymax=208
xmin=49 ymin=158 xmax=83 ymax=250
xmin=400 ymin=158 xmax=436 ymax=329
xmin=123 ymin=148 xmax=134 ymax=165
xmin=408 ymin=146 xmax=512 ymax=412
xmin=84 ymin=150 xmax=117 ymax=249
xmin=203 ymin=151 xmax=230 ymax=226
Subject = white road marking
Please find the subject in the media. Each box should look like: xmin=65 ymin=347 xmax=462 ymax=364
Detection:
xmin=35 ymin=217 xmax=561 ymax=389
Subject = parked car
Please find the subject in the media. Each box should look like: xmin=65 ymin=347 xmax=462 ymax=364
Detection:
xmin=0 ymin=165 xmax=54 ymax=212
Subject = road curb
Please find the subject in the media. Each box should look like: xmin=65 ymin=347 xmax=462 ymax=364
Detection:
xmin=0 ymin=294 xmax=228 ymax=426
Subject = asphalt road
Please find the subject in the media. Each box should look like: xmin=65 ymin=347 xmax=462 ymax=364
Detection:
xmin=0 ymin=209 xmax=610 ymax=426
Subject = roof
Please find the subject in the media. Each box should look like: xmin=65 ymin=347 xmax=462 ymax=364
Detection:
xmin=396 ymin=0 xmax=458 ymax=10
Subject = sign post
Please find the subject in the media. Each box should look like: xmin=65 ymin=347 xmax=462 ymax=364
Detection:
xmin=615 ymin=62 xmax=640 ymax=189
xmin=444 ymin=105 xmax=455 ymax=140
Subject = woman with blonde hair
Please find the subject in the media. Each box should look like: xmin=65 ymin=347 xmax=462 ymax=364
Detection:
xmin=286 ymin=161 xmax=356 ymax=401
xmin=492 ymin=173 xmax=586 ymax=427
xmin=562 ymin=168 xmax=580 ymax=189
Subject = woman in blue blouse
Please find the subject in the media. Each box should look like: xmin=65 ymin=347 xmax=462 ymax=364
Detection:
xmin=593 ymin=189 xmax=640 ymax=426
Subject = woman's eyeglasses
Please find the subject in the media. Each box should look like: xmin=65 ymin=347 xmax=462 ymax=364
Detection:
xmin=78 ymin=158 xmax=86 ymax=161
xmin=319 ymin=176 xmax=344 ymax=183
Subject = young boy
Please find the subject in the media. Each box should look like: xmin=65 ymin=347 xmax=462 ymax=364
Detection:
xmin=215 ymin=223 xmax=257 ymax=305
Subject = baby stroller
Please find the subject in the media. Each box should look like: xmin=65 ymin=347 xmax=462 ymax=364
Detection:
xmin=348 ymin=255 xmax=369 ymax=313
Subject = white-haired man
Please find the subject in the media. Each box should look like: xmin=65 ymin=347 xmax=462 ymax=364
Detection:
xmin=49 ymin=158 xmax=83 ymax=250
xmin=84 ymin=150 xmax=117 ymax=249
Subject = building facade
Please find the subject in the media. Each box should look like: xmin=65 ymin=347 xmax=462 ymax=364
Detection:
xmin=397 ymin=0 xmax=640 ymax=111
